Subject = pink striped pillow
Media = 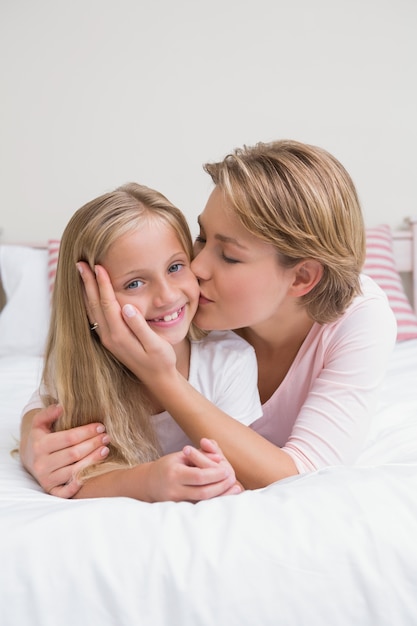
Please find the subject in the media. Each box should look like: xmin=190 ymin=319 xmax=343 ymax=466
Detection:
xmin=363 ymin=224 xmax=417 ymax=341
xmin=47 ymin=239 xmax=60 ymax=298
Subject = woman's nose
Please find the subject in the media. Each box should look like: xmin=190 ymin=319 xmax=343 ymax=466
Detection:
xmin=191 ymin=249 xmax=210 ymax=280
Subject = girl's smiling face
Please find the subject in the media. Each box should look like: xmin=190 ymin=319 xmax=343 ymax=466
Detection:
xmin=191 ymin=187 xmax=296 ymax=332
xmin=102 ymin=218 xmax=199 ymax=347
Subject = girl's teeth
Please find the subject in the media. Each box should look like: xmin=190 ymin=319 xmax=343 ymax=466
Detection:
xmin=163 ymin=310 xmax=179 ymax=322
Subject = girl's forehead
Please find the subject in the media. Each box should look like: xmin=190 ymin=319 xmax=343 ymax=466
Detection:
xmin=106 ymin=220 xmax=185 ymax=258
xmin=118 ymin=218 xmax=173 ymax=241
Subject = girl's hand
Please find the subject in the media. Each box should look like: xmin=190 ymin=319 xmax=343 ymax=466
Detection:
xmin=77 ymin=262 xmax=176 ymax=382
xmin=147 ymin=438 xmax=242 ymax=502
xmin=187 ymin=437 xmax=244 ymax=495
xmin=20 ymin=406 xmax=109 ymax=498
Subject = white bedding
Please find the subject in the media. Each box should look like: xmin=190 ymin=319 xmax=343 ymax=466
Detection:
xmin=1 ymin=343 xmax=417 ymax=625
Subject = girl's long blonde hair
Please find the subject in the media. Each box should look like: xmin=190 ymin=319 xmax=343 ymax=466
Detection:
xmin=41 ymin=182 xmax=196 ymax=480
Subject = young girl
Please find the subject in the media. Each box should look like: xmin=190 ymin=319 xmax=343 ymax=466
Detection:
xmin=21 ymin=182 xmax=262 ymax=500
xmin=21 ymin=139 xmax=397 ymax=492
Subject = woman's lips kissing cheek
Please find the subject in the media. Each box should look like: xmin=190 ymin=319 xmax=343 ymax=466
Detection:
xmin=198 ymin=293 xmax=213 ymax=305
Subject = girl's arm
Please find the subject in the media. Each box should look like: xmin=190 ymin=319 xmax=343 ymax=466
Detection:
xmin=74 ymin=439 xmax=242 ymax=502
xmin=79 ymin=263 xmax=298 ymax=489
xmin=20 ymin=408 xmax=240 ymax=501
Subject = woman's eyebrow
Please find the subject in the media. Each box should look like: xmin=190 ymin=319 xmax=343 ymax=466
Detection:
xmin=197 ymin=216 xmax=248 ymax=249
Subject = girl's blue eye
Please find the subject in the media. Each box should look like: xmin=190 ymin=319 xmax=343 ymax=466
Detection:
xmin=126 ymin=279 xmax=144 ymax=290
xmin=168 ymin=263 xmax=183 ymax=274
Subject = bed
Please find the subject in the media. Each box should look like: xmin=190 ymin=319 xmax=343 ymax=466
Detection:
xmin=1 ymin=222 xmax=417 ymax=626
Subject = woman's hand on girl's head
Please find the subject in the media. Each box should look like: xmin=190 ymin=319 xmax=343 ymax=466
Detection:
xmin=77 ymin=262 xmax=176 ymax=382
xmin=121 ymin=301 xmax=177 ymax=381
xmin=77 ymin=261 xmax=126 ymax=355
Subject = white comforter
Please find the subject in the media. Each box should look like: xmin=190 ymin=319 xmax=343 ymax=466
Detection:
xmin=1 ymin=343 xmax=417 ymax=626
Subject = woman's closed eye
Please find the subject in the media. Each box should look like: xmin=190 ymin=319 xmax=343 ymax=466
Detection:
xmin=195 ymin=236 xmax=239 ymax=263
xmin=221 ymin=253 xmax=240 ymax=264
xmin=194 ymin=235 xmax=206 ymax=253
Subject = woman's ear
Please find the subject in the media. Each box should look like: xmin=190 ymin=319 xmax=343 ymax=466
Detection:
xmin=290 ymin=260 xmax=323 ymax=297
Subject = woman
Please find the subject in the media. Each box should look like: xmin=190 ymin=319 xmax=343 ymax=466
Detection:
xmin=20 ymin=139 xmax=397 ymax=493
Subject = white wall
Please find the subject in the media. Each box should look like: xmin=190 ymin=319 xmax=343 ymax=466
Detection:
xmin=1 ymin=0 xmax=416 ymax=243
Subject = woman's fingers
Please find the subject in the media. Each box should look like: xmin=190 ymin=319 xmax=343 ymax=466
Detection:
xmin=92 ymin=264 xmax=122 ymax=321
xmin=122 ymin=304 xmax=164 ymax=353
xmin=21 ymin=407 xmax=110 ymax=497
xmin=78 ymin=263 xmax=144 ymax=362
xmin=122 ymin=304 xmax=178 ymax=375
xmin=79 ymin=261 xmax=138 ymax=340
xmin=35 ymin=436 xmax=110 ymax=497
xmin=42 ymin=430 xmax=110 ymax=469
xmin=79 ymin=261 xmax=176 ymax=381
xmin=31 ymin=403 xmax=63 ymax=430
xmin=34 ymin=414 xmax=109 ymax=458
xmin=44 ymin=445 xmax=110 ymax=497
xmin=47 ymin=478 xmax=84 ymax=499
xmin=76 ymin=262 xmax=105 ymax=328
xmin=77 ymin=262 xmax=124 ymax=340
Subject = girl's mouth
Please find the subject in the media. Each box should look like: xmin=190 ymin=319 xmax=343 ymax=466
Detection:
xmin=148 ymin=306 xmax=184 ymax=323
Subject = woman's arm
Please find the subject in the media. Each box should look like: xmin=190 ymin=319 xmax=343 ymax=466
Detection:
xmin=126 ymin=357 xmax=298 ymax=489
xmin=78 ymin=263 xmax=298 ymax=489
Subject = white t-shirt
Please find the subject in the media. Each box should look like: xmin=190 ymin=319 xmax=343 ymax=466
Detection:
xmin=22 ymin=330 xmax=262 ymax=456
xmin=154 ymin=330 xmax=262 ymax=453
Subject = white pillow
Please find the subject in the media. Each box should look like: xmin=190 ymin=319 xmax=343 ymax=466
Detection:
xmin=0 ymin=245 xmax=50 ymax=356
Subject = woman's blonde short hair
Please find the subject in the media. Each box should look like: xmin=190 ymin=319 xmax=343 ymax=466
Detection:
xmin=204 ymin=140 xmax=365 ymax=323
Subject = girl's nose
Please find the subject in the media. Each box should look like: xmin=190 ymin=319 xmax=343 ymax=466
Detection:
xmin=152 ymin=278 xmax=179 ymax=308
